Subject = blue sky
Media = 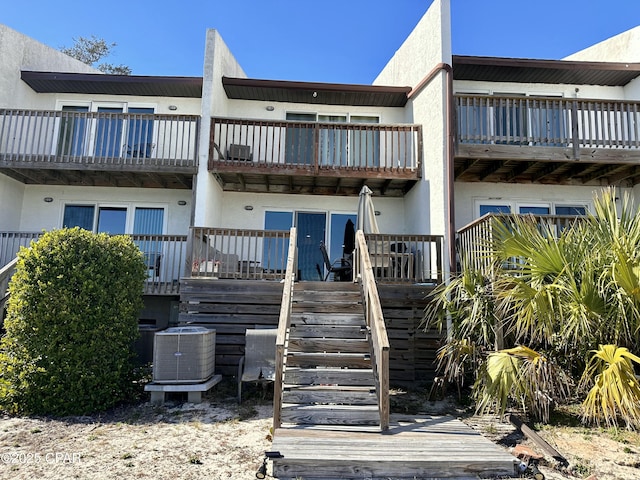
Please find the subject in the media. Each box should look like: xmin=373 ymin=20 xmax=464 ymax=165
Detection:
xmin=2 ymin=0 xmax=640 ymax=84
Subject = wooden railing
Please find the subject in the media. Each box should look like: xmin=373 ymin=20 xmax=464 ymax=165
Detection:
xmin=210 ymin=117 xmax=422 ymax=172
xmin=273 ymin=227 xmax=297 ymax=429
xmin=0 ymin=231 xmax=187 ymax=295
xmin=457 ymin=213 xmax=585 ymax=274
xmin=190 ymin=227 xmax=291 ymax=280
xmin=0 ymin=231 xmax=41 ymax=266
xmin=0 ymin=257 xmax=18 ymax=311
xmin=355 ymin=230 xmax=390 ymax=430
xmin=455 ymin=94 xmax=640 ymax=155
xmin=132 ymin=234 xmax=188 ymax=295
xmin=0 ymin=109 xmax=199 ymax=168
xmin=364 ymin=233 xmax=443 ymax=284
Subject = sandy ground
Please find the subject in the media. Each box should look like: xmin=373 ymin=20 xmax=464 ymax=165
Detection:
xmin=1 ymin=383 xmax=639 ymax=480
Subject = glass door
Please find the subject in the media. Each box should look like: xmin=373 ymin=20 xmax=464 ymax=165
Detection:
xmin=285 ymin=113 xmax=315 ymax=165
xmin=296 ymin=212 xmax=326 ymax=281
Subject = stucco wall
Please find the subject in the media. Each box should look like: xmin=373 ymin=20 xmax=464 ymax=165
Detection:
xmin=453 ymin=80 xmax=626 ymax=101
xmin=0 ymin=176 xmax=25 ymax=230
xmin=0 ymin=24 xmax=99 ymax=108
xmin=195 ymin=29 xmax=249 ymax=228
xmin=454 ymin=182 xmax=621 ymax=230
xmin=372 ymin=0 xmax=452 ymax=262
xmin=565 ymin=26 xmax=640 ymax=63
xmin=218 ymin=191 xmax=405 ymax=234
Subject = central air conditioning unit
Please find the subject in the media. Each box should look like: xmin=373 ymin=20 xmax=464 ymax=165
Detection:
xmin=152 ymin=326 xmax=216 ymax=383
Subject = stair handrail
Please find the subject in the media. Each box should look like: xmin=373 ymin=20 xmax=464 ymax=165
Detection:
xmin=273 ymin=226 xmax=297 ymax=429
xmin=0 ymin=257 xmax=19 ymax=312
xmin=355 ymin=230 xmax=390 ymax=430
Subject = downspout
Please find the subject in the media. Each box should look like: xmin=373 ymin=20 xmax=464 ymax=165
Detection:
xmin=407 ymin=63 xmax=456 ymax=276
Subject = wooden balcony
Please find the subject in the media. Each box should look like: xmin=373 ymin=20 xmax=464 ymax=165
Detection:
xmin=454 ymin=94 xmax=640 ymax=186
xmin=0 ymin=231 xmax=187 ymax=295
xmin=209 ymin=117 xmax=422 ymax=196
xmin=188 ymin=227 xmax=443 ymax=285
xmin=456 ymin=213 xmax=584 ymax=275
xmin=0 ymin=109 xmax=199 ymax=188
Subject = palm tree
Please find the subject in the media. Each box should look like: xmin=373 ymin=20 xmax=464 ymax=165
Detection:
xmin=425 ymin=187 xmax=640 ymax=424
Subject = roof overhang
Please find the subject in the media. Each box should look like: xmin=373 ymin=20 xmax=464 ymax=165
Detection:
xmin=222 ymin=76 xmax=411 ymax=107
xmin=21 ymin=71 xmax=203 ymax=98
xmin=452 ymin=55 xmax=640 ymax=86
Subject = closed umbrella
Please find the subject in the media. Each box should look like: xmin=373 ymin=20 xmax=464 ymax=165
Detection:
xmin=356 ymin=185 xmax=379 ymax=234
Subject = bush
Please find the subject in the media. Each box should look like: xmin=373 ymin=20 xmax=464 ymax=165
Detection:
xmin=0 ymin=228 xmax=147 ymax=415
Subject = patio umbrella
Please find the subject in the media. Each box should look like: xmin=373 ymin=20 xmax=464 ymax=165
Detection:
xmin=356 ymin=185 xmax=380 ymax=234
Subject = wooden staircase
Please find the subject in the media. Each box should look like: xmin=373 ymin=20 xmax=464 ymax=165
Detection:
xmin=280 ymin=281 xmax=380 ymax=427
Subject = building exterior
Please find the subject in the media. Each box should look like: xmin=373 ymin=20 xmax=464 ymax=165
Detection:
xmin=2 ymin=0 xmax=640 ymax=376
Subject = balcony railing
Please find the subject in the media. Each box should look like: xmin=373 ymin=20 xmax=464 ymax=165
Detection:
xmin=363 ymin=233 xmax=443 ymax=284
xmin=455 ymin=94 xmax=640 ymax=154
xmin=190 ymin=227 xmax=291 ymax=280
xmin=456 ymin=213 xmax=585 ymax=275
xmin=210 ymin=117 xmax=422 ymax=173
xmin=0 ymin=231 xmax=187 ymax=295
xmin=0 ymin=109 xmax=199 ymax=169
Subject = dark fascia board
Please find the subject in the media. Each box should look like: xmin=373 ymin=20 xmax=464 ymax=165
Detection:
xmin=222 ymin=76 xmax=412 ymax=107
xmin=21 ymin=71 xmax=203 ymax=98
xmin=452 ymin=55 xmax=640 ymax=86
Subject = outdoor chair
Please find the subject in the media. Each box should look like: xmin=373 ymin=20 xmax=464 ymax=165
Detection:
xmin=318 ymin=241 xmax=352 ymax=281
xmin=237 ymin=328 xmax=277 ymax=402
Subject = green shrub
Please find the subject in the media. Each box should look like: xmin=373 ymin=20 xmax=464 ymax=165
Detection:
xmin=0 ymin=228 xmax=147 ymax=415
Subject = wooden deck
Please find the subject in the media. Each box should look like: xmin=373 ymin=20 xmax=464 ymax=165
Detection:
xmin=271 ymin=415 xmax=519 ymax=479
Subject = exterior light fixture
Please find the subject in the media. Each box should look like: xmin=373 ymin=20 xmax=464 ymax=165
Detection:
xmin=312 ymin=91 xmax=318 ymax=98
xmin=374 ymin=210 xmax=381 ymax=216
xmin=244 ymin=205 xmax=254 ymax=211
xmin=43 ymin=197 xmax=53 ymax=203
xmin=266 ymin=106 xmax=275 ymax=111
xmin=177 ymin=200 xmax=187 ymax=206
xmin=168 ymin=105 xmax=178 ymax=111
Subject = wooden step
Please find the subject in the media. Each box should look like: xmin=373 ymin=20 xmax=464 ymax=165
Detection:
xmin=292 ymin=302 xmax=363 ymax=314
xmin=281 ymin=404 xmax=380 ymax=426
xmin=289 ymin=324 xmax=368 ymax=339
xmin=287 ymin=338 xmax=370 ymax=353
xmin=293 ymin=281 xmax=360 ymax=292
xmin=282 ymin=385 xmax=378 ymax=405
xmin=291 ymin=313 xmax=365 ymax=326
xmin=286 ymin=352 xmax=371 ymax=368
xmin=284 ymin=367 xmax=375 ymax=386
xmin=294 ymin=290 xmax=361 ymax=303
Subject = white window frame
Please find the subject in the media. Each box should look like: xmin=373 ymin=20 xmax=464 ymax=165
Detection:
xmin=61 ymin=202 xmax=167 ymax=234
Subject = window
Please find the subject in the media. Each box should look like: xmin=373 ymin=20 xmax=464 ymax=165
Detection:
xmin=494 ymin=93 xmax=527 ymax=144
xmin=56 ymin=103 xmax=155 ymax=159
xmin=285 ymin=112 xmax=380 ymax=167
xmin=285 ymin=113 xmax=315 ymax=165
xmin=126 ymin=107 xmax=155 ymax=158
xmin=350 ymin=116 xmax=380 ymax=167
xmin=518 ymin=205 xmax=550 ymax=215
xmin=555 ymin=205 xmax=587 ymax=215
xmin=58 ymin=106 xmax=89 ymax=156
xmin=97 ymin=207 xmax=127 ymax=234
xmin=479 ymin=204 xmax=511 ymax=216
xmin=318 ymin=114 xmax=347 ymax=166
xmin=63 ymin=205 xmax=94 ymax=230
xmin=62 ymin=204 xmax=165 ymax=235
xmin=264 ymin=211 xmax=293 ymax=272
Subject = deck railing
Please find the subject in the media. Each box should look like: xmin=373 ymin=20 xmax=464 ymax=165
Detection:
xmin=210 ymin=117 xmax=422 ymax=172
xmin=190 ymin=227 xmax=291 ymax=281
xmin=273 ymin=227 xmax=297 ymax=429
xmin=355 ymin=230 xmax=390 ymax=430
xmin=0 ymin=109 xmax=199 ymax=168
xmin=364 ymin=233 xmax=443 ymax=284
xmin=455 ymin=94 xmax=640 ymax=155
xmin=456 ymin=213 xmax=585 ymax=275
xmin=0 ymin=231 xmax=187 ymax=295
